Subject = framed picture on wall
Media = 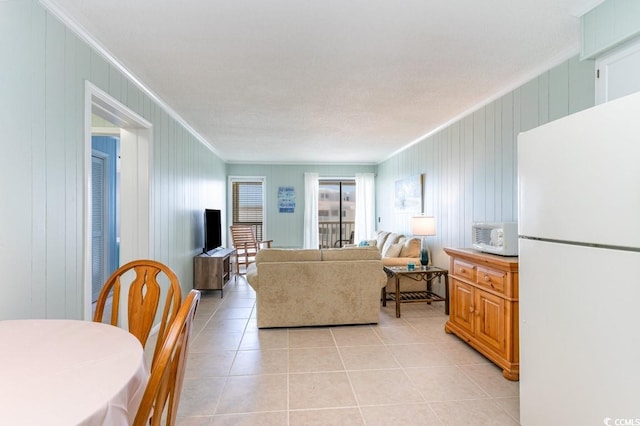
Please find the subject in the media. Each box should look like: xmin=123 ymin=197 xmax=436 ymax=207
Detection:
xmin=394 ymin=174 xmax=423 ymax=212
xmin=278 ymin=186 xmax=296 ymax=213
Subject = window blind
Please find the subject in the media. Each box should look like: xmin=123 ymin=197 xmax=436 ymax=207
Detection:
xmin=232 ymin=181 xmax=264 ymax=240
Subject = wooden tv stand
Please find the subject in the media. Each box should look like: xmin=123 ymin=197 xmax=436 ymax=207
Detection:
xmin=193 ymin=248 xmax=235 ymax=297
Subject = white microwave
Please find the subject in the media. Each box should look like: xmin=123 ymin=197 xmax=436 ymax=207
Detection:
xmin=472 ymin=222 xmax=519 ymax=256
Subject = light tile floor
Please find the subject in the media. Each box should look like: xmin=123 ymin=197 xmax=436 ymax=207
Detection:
xmin=173 ymin=276 xmax=520 ymax=425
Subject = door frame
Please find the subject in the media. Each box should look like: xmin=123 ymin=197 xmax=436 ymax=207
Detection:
xmin=83 ymin=81 xmax=153 ymax=319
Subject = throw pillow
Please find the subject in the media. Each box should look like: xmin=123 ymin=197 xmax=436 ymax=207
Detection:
xmin=375 ymin=231 xmax=390 ymax=251
xmin=400 ymin=237 xmax=421 ymax=258
xmin=381 ymin=233 xmax=402 ymax=256
xmin=385 ymin=242 xmax=403 ymax=258
xmin=358 ymin=240 xmax=369 ymax=246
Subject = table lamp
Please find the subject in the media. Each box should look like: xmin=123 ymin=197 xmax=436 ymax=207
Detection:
xmin=411 ymin=216 xmax=436 ymax=267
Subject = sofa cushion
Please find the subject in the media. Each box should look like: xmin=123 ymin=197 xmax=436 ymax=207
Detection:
xmin=400 ymin=237 xmax=421 ymax=258
xmin=256 ymin=248 xmax=321 ymax=263
xmin=322 ymin=247 xmax=381 ymax=261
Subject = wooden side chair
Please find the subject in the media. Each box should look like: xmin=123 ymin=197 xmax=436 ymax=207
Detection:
xmin=93 ymin=259 xmax=182 ymax=367
xmin=333 ymin=230 xmax=355 ymax=247
xmin=229 ymin=225 xmax=273 ymax=275
xmin=133 ymin=289 xmax=201 ymax=426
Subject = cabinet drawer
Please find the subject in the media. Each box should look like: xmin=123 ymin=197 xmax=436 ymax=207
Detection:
xmin=476 ymin=267 xmax=505 ymax=293
xmin=453 ymin=259 xmax=476 ymax=281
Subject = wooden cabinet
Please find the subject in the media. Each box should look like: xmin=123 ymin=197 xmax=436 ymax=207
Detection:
xmin=193 ymin=248 xmax=235 ymax=297
xmin=444 ymin=248 xmax=519 ymax=381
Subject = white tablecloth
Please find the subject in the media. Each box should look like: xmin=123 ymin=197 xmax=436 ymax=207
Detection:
xmin=0 ymin=319 xmax=149 ymax=425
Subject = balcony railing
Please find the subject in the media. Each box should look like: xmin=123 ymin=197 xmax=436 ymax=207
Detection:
xmin=319 ymin=221 xmax=355 ymax=248
xmin=234 ymin=222 xmax=353 ymax=249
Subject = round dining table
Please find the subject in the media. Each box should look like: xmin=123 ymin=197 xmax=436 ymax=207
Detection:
xmin=0 ymin=319 xmax=149 ymax=425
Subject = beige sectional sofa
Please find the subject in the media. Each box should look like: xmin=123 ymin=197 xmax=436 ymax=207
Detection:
xmin=246 ymin=247 xmax=387 ymax=328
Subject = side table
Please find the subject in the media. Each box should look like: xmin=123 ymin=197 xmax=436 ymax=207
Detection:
xmin=382 ymin=266 xmax=449 ymax=317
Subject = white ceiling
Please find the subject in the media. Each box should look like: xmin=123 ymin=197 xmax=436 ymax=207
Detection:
xmin=46 ymin=0 xmax=602 ymax=164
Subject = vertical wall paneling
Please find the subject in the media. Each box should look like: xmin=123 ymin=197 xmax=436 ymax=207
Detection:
xmin=492 ymin=100 xmax=503 ymax=221
xmin=174 ymin=125 xmax=181 ymax=264
xmin=1 ymin=0 xmax=33 ymax=317
xmin=520 ymin=78 xmax=540 ymax=132
xmin=500 ymin=93 xmax=515 ymax=221
xmin=538 ymin=72 xmax=550 ymax=125
xmin=462 ymin=115 xmax=473 ymax=247
xmin=30 ymin=4 xmax=47 ymax=317
xmin=549 ymin=60 xmax=570 ymax=120
xmin=64 ymin=27 xmax=80 ymax=318
xmin=472 ymin=109 xmax=486 ymax=221
xmin=108 ymin=64 xmax=121 ymax=104
xmin=376 ymin=56 xmax=595 ymax=270
xmin=448 ymin=124 xmax=457 ymax=248
xmin=75 ymin=31 xmax=91 ymax=319
xmin=45 ymin=13 xmax=67 ymax=317
xmin=569 ymin=56 xmax=596 ymax=113
xmin=90 ymin=51 xmax=109 ymax=92
xmin=485 ymin=103 xmax=496 ymax=222
xmin=171 ymin=119 xmax=178 ymax=263
xmin=159 ymin=111 xmax=167 ymax=260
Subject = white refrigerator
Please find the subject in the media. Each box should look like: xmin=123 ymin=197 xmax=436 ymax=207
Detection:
xmin=518 ymin=91 xmax=640 ymax=425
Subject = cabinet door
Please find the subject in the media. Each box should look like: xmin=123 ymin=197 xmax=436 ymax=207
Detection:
xmin=450 ymin=279 xmax=474 ymax=334
xmin=475 ymin=289 xmax=506 ymax=355
xmin=596 ymin=37 xmax=640 ymax=104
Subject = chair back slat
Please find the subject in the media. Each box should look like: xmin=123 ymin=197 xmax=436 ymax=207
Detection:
xmin=127 ymin=265 xmax=162 ymax=345
xmin=133 ymin=289 xmax=201 ymax=426
xmin=230 ymin=225 xmax=258 ymax=247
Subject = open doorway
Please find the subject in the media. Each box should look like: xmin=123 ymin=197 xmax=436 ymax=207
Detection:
xmin=84 ymin=82 xmax=153 ymax=320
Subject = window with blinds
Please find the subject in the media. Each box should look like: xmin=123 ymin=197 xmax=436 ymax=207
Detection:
xmin=232 ymin=180 xmax=265 ymax=241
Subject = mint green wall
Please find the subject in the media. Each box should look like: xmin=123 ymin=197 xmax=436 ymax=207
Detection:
xmin=0 ymin=0 xmax=226 ymax=319
xmin=376 ymin=56 xmax=595 ymax=268
xmin=227 ymin=164 xmax=376 ymax=248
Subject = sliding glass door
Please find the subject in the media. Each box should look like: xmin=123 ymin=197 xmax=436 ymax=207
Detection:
xmin=318 ymin=179 xmax=355 ymax=248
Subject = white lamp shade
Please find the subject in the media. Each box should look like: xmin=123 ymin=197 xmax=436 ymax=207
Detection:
xmin=411 ymin=216 xmax=436 ymax=236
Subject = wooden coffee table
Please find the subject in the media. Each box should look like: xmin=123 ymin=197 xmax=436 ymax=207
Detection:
xmin=382 ymin=266 xmax=449 ymax=317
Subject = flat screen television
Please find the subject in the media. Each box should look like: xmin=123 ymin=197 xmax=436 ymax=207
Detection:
xmin=203 ymin=209 xmax=222 ymax=254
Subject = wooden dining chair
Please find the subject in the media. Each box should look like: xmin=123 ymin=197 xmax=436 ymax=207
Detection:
xmin=133 ymin=289 xmax=201 ymax=426
xmin=229 ymin=225 xmax=273 ymax=275
xmin=93 ymin=259 xmax=182 ymax=367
